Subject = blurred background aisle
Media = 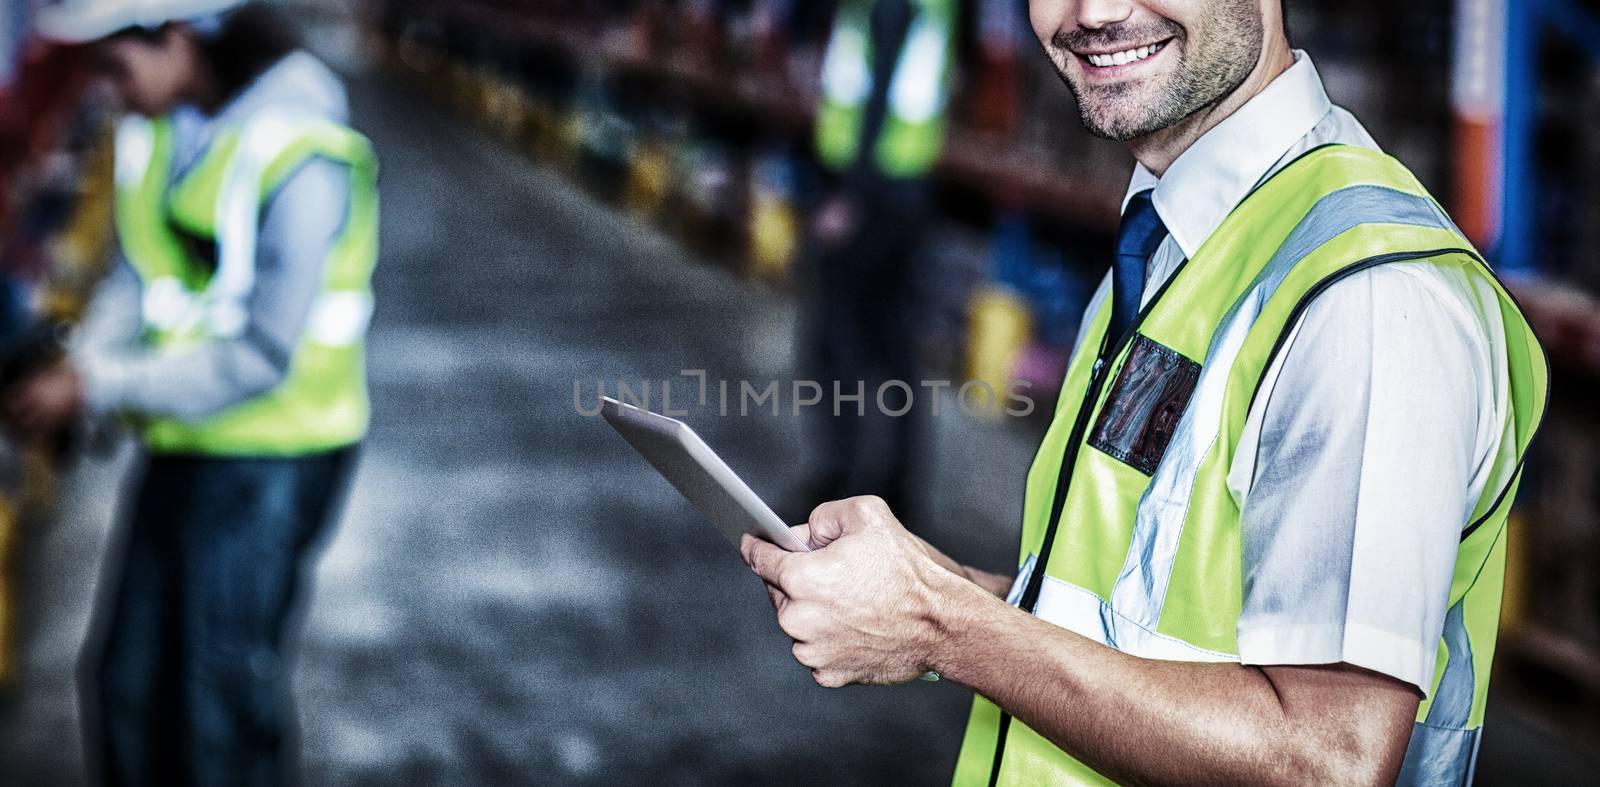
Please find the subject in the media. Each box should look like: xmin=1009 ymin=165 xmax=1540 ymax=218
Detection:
xmin=1 ymin=0 xmax=1598 ymax=783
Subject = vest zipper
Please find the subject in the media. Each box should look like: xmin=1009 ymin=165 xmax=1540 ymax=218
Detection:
xmin=987 ymin=260 xmax=1190 ymax=786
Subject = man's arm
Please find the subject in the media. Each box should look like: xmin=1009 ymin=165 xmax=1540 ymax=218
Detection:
xmin=932 ymin=567 xmax=1419 ymax=785
xmin=73 ymin=158 xmax=350 ymax=420
xmin=71 ymin=259 xmax=143 ymax=359
xmin=742 ymin=498 xmax=1419 ymax=786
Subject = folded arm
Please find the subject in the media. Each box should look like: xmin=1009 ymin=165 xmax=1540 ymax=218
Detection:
xmin=73 ymin=157 xmax=351 ymax=420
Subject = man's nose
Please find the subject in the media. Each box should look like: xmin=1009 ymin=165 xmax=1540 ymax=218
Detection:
xmin=1075 ymin=0 xmax=1136 ymax=30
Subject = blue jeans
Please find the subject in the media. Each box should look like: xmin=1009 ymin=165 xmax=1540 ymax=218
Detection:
xmin=87 ymin=448 xmax=356 ymax=786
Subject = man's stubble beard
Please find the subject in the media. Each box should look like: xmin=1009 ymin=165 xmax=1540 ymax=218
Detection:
xmin=1050 ymin=0 xmax=1265 ymax=142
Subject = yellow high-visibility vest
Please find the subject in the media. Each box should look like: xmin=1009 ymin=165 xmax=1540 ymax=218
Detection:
xmin=953 ymin=146 xmax=1548 ymax=786
xmin=113 ymin=111 xmax=379 ymax=455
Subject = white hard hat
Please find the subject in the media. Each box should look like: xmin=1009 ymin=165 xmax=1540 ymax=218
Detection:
xmin=35 ymin=0 xmax=247 ymax=44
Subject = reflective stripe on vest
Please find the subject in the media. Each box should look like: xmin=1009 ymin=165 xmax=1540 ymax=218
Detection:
xmin=952 ymin=146 xmax=1548 ymax=787
xmin=816 ymin=0 xmax=953 ymax=178
xmin=112 ymin=110 xmax=380 ymax=456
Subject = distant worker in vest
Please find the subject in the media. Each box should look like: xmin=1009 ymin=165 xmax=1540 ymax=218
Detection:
xmin=797 ymin=0 xmax=953 ymax=521
xmin=13 ymin=1 xmax=378 ymax=783
xmin=743 ymin=1 xmax=1546 ymax=784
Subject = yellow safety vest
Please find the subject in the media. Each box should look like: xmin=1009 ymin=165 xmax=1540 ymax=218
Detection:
xmin=952 ymin=146 xmax=1548 ymax=785
xmin=112 ymin=111 xmax=379 ymax=456
xmin=815 ymin=0 xmax=954 ymax=178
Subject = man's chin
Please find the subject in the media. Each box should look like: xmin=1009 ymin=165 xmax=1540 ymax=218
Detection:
xmin=1078 ymin=107 xmax=1161 ymax=143
xmin=1069 ymin=81 xmax=1171 ymax=142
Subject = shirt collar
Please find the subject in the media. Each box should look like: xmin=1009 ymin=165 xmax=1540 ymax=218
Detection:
xmin=1121 ymin=50 xmax=1333 ymax=259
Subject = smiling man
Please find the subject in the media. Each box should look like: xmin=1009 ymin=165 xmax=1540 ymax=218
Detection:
xmin=741 ymin=0 xmax=1549 ymax=784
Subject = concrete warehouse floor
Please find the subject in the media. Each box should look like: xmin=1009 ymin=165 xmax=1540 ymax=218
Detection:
xmin=0 ymin=48 xmax=1596 ymax=785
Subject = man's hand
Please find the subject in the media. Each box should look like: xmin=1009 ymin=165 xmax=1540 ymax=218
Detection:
xmin=4 ymin=357 xmax=84 ymax=439
xmin=739 ymin=496 xmax=968 ymax=687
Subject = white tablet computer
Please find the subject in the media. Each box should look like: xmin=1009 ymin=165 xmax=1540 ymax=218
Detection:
xmin=600 ymin=396 xmax=811 ymax=553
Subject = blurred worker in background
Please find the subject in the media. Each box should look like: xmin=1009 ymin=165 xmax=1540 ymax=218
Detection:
xmin=16 ymin=1 xmax=380 ymax=783
xmin=745 ymin=0 xmax=1547 ymax=784
xmin=797 ymin=0 xmax=954 ymax=521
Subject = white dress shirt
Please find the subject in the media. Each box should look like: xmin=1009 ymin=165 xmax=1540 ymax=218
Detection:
xmin=1073 ymin=52 xmax=1513 ymax=693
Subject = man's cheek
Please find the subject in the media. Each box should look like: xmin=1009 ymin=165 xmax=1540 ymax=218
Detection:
xmin=1028 ymin=1 xmax=1066 ymax=50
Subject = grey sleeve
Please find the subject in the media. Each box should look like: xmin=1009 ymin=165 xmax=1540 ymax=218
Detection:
xmin=71 ymin=257 xmax=143 ymax=361
xmin=74 ymin=157 xmax=352 ymax=420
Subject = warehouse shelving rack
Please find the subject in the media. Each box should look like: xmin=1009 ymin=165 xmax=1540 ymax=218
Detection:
xmin=1456 ymin=0 xmax=1600 ymax=744
xmin=381 ymin=0 xmax=1126 ymax=232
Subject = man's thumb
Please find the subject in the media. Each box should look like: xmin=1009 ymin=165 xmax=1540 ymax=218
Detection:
xmin=740 ymin=533 xmax=790 ymax=585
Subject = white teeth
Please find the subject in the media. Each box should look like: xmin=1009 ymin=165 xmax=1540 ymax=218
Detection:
xmin=1086 ymin=42 xmax=1163 ymax=68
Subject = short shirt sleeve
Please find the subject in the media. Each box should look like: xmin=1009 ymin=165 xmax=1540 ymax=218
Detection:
xmin=1228 ymin=262 xmax=1505 ymax=694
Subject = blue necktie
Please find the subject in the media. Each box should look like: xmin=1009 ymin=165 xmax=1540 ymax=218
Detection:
xmin=1110 ymin=190 xmax=1167 ymax=342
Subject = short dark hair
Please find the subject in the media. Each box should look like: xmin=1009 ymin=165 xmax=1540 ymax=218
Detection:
xmin=196 ymin=4 xmax=301 ymax=103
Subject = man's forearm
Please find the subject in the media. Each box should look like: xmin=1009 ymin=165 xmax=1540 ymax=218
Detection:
xmin=923 ymin=574 xmax=1415 ymax=785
